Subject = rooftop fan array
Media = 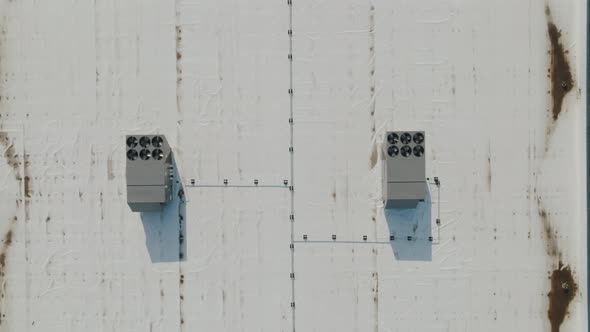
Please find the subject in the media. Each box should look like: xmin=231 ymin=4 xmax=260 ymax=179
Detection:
xmin=386 ymin=132 xmax=424 ymax=158
xmin=127 ymin=136 xmax=166 ymax=161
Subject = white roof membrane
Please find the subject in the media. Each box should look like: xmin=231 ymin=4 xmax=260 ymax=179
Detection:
xmin=0 ymin=0 xmax=586 ymax=331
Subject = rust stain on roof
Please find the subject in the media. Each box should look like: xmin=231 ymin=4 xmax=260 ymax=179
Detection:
xmin=0 ymin=226 xmax=13 ymax=271
xmin=0 ymin=133 xmax=32 ymax=206
xmin=548 ymin=262 xmax=577 ymax=332
xmin=370 ymin=142 xmax=378 ymax=169
xmin=535 ymin=8 xmax=579 ymax=319
xmin=486 ymin=155 xmax=492 ymax=191
xmin=0 ymin=132 xmax=18 ymax=173
xmin=0 ymin=218 xmax=15 ymax=326
xmin=538 ymin=198 xmax=578 ymax=332
xmin=107 ymin=156 xmax=115 ymax=180
xmin=539 ymin=208 xmax=560 ymax=258
xmin=545 ymin=6 xmax=573 ymax=122
xmin=24 ymin=175 xmax=31 ymax=197
xmin=175 ymin=25 xmax=183 ymax=99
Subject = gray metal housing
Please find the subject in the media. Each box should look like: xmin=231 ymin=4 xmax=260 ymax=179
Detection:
xmin=126 ymin=135 xmax=173 ymax=212
xmin=382 ymin=131 xmax=426 ymax=208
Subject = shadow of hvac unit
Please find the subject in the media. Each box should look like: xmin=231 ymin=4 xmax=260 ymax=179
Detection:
xmin=383 ymin=131 xmax=426 ymax=209
xmin=126 ymin=135 xmax=174 ymax=212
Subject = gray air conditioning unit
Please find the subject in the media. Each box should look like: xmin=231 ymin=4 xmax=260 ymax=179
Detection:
xmin=126 ymin=135 xmax=173 ymax=212
xmin=382 ymin=131 xmax=426 ymax=209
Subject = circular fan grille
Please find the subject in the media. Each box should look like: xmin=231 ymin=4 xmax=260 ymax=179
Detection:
xmin=400 ymin=133 xmax=411 ymax=144
xmin=152 ymin=136 xmax=163 ymax=148
xmin=387 ymin=133 xmax=399 ymax=145
xmin=413 ymin=132 xmax=424 ymax=144
xmin=387 ymin=145 xmax=399 ymax=157
xmin=127 ymin=149 xmax=138 ymax=160
xmin=401 ymin=145 xmax=412 ymax=157
xmin=152 ymin=149 xmax=164 ymax=160
xmin=413 ymin=145 xmax=424 ymax=157
xmin=126 ymin=136 xmax=138 ymax=148
xmin=139 ymin=149 xmax=151 ymax=160
xmin=139 ymin=136 xmax=151 ymax=148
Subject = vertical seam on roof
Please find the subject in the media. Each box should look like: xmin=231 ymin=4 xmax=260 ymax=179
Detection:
xmin=587 ymin=45 xmax=590 ymax=328
xmin=288 ymin=1 xmax=296 ymax=331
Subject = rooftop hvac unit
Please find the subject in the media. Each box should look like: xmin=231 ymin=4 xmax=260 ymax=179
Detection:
xmin=383 ymin=131 xmax=426 ymax=209
xmin=125 ymin=135 xmax=173 ymax=212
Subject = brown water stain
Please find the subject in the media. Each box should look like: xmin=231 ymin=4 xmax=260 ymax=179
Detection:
xmin=0 ymin=132 xmax=18 ymax=172
xmin=545 ymin=6 xmax=573 ymax=122
xmin=99 ymin=192 xmax=104 ymax=220
xmin=179 ymin=272 xmax=185 ymax=327
xmin=368 ymin=4 xmax=376 ymax=117
xmin=548 ymin=262 xmax=577 ymax=332
xmin=487 ymin=143 xmax=492 ymax=191
xmin=372 ymin=269 xmax=379 ymax=332
xmin=0 ymin=228 xmax=13 ymax=275
xmin=539 ymin=208 xmax=560 ymax=258
xmin=487 ymin=156 xmax=492 ymax=191
xmin=24 ymin=175 xmax=31 ymax=197
xmin=23 ymin=154 xmax=32 ymax=222
xmin=178 ymin=189 xmax=186 ymax=328
xmin=175 ymin=26 xmax=183 ymax=86
xmin=0 ymin=14 xmax=5 ymax=120
xmin=107 ymin=156 xmax=115 ymax=180
xmin=372 ymin=271 xmax=379 ymax=302
xmin=368 ymin=1 xmax=377 ymax=180
xmin=0 ymin=218 xmax=15 ymax=325
xmin=175 ymin=24 xmax=183 ymax=117
xmin=0 ymin=133 xmax=32 ymax=211
xmin=538 ymin=198 xmax=578 ymax=331
xmin=90 ymin=146 xmax=97 ymax=166
xmin=370 ymin=142 xmax=378 ymax=169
